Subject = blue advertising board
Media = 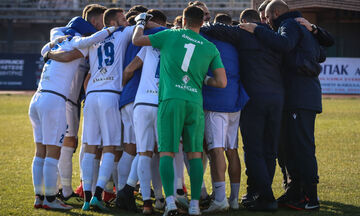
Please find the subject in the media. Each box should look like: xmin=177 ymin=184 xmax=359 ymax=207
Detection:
xmin=0 ymin=53 xmax=43 ymax=90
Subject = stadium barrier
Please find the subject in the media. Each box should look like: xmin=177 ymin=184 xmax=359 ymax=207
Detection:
xmin=0 ymin=54 xmax=359 ymax=94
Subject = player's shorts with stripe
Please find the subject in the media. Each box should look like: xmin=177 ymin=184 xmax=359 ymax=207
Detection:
xmin=133 ymin=105 xmax=158 ymax=153
xmin=158 ymin=99 xmax=204 ymax=153
xmin=28 ymin=92 xmax=67 ymax=146
xmin=204 ymin=111 xmax=240 ymax=151
xmin=84 ymin=92 xmax=121 ymax=146
xmin=121 ymin=102 xmax=136 ymax=144
xmin=65 ymin=101 xmax=80 ymax=137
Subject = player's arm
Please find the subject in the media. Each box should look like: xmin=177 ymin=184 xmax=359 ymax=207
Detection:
xmin=200 ymin=23 xmax=244 ymax=46
xmin=132 ymin=13 xmax=154 ymax=46
xmin=205 ymin=50 xmax=227 ymax=88
xmin=205 ymin=68 xmax=227 ymax=88
xmin=45 ymin=49 xmax=84 ymax=62
xmin=71 ymin=27 xmax=116 ymax=49
xmin=41 ymin=35 xmax=69 ymax=56
xmin=295 ymin=17 xmax=334 ymax=47
xmin=122 ymin=56 xmax=143 ymax=86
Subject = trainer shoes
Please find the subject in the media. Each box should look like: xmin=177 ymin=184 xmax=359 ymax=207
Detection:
xmin=246 ymin=198 xmax=278 ymax=212
xmin=203 ymin=197 xmax=229 ymax=213
xmin=163 ymin=202 xmax=178 ymax=216
xmin=287 ymin=200 xmax=320 ymax=211
xmin=75 ymin=183 xmax=84 ymax=198
xmin=57 ymin=190 xmax=82 ymax=203
xmin=143 ymin=200 xmax=153 ymax=215
xmin=175 ymin=192 xmax=189 ymax=209
xmin=155 ymin=198 xmax=166 ymax=210
xmin=229 ymin=198 xmax=239 ymax=210
xmin=90 ymin=196 xmax=109 ymax=211
xmin=116 ymin=184 xmax=137 ymax=212
xmin=188 ymin=204 xmax=201 ymax=216
xmin=241 ymin=192 xmax=259 ymax=207
xmin=34 ymin=195 xmax=43 ymax=208
xmin=42 ymin=198 xmax=73 ymax=210
xmin=82 ymin=201 xmax=90 ymax=211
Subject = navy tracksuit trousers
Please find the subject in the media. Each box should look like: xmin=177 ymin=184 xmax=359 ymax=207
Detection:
xmin=240 ymin=93 xmax=283 ymax=201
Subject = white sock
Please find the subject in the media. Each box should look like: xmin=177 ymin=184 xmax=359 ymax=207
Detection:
xmin=190 ymin=200 xmax=199 ymax=208
xmin=96 ymin=152 xmax=115 ymax=189
xmin=213 ymin=181 xmax=226 ymax=202
xmin=43 ymin=157 xmax=59 ymax=196
xmin=151 ymin=154 xmax=163 ymax=199
xmin=58 ymin=146 xmax=74 ymax=197
xmin=229 ymin=183 xmax=240 ymax=201
xmin=126 ymin=154 xmax=139 ymax=188
xmin=118 ymin=152 xmax=134 ymax=189
xmin=92 ymin=159 xmax=100 ymax=193
xmin=138 ymin=155 xmax=152 ymax=201
xmin=81 ymin=153 xmax=95 ymax=192
xmin=32 ymin=157 xmax=44 ymax=195
xmin=112 ymin=162 xmax=119 ymax=191
xmin=79 ymin=143 xmax=86 ymax=179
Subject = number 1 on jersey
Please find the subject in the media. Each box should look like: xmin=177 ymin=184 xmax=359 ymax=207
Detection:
xmin=181 ymin=43 xmax=195 ymax=72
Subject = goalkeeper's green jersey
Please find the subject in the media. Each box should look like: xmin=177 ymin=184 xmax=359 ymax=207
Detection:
xmin=148 ymin=28 xmax=224 ymax=105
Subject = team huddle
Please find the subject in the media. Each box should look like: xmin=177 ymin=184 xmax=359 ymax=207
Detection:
xmin=28 ymin=0 xmax=334 ymax=215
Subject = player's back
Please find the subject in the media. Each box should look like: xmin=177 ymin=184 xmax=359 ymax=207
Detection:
xmin=134 ymin=46 xmax=160 ymax=107
xmin=150 ymin=28 xmax=221 ymax=105
xmin=38 ymin=39 xmax=86 ymax=98
xmin=86 ymin=26 xmax=134 ymax=93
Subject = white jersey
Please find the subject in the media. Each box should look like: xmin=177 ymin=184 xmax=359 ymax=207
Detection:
xmin=39 ymin=27 xmax=112 ymax=98
xmin=134 ymin=46 xmax=160 ymax=106
xmin=49 ymin=27 xmax=89 ymax=104
xmin=38 ymin=41 xmax=87 ymax=98
xmin=84 ymin=26 xmax=135 ymax=93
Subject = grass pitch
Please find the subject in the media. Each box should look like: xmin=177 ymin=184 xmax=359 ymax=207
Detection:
xmin=0 ymin=94 xmax=360 ymax=216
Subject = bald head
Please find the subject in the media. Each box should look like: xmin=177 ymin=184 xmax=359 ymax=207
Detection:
xmin=266 ymin=0 xmax=289 ymax=16
xmin=265 ymin=0 xmax=289 ymax=29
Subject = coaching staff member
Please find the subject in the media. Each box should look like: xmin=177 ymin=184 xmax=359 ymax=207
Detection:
xmin=241 ymin=0 xmax=325 ymax=210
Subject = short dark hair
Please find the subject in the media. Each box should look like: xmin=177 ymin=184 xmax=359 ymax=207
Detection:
xmin=214 ymin=13 xmax=232 ymax=25
xmin=85 ymin=5 xmax=107 ymax=21
xmin=240 ymin=9 xmax=260 ymax=23
xmin=103 ymin=8 xmax=124 ymax=26
xmin=183 ymin=6 xmax=204 ymax=27
xmin=188 ymin=1 xmax=206 ymax=7
xmin=129 ymin=5 xmax=148 ymax=13
xmin=125 ymin=10 xmax=140 ymax=20
xmin=147 ymin=9 xmax=167 ymax=25
xmin=258 ymin=0 xmax=271 ymax=12
xmin=127 ymin=15 xmax=137 ymax=25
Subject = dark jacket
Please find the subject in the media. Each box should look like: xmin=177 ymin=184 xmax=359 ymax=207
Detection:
xmin=201 ymin=23 xmax=284 ymax=98
xmin=254 ymin=11 xmax=322 ymax=113
xmin=201 ymin=34 xmax=249 ymax=112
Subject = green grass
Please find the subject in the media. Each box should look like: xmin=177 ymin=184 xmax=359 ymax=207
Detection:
xmin=0 ymin=94 xmax=360 ymax=216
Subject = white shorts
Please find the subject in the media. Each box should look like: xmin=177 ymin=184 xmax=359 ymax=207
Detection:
xmin=133 ymin=105 xmax=158 ymax=153
xmin=121 ymin=103 xmax=136 ymax=144
xmin=83 ymin=92 xmax=121 ymax=146
xmin=65 ymin=101 xmax=80 ymax=137
xmin=28 ymin=92 xmax=67 ymax=146
xmin=204 ymin=111 xmax=241 ymax=151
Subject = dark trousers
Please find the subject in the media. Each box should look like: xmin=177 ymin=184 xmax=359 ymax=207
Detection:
xmin=240 ymin=93 xmax=283 ymax=201
xmin=279 ymin=109 xmax=319 ymax=201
